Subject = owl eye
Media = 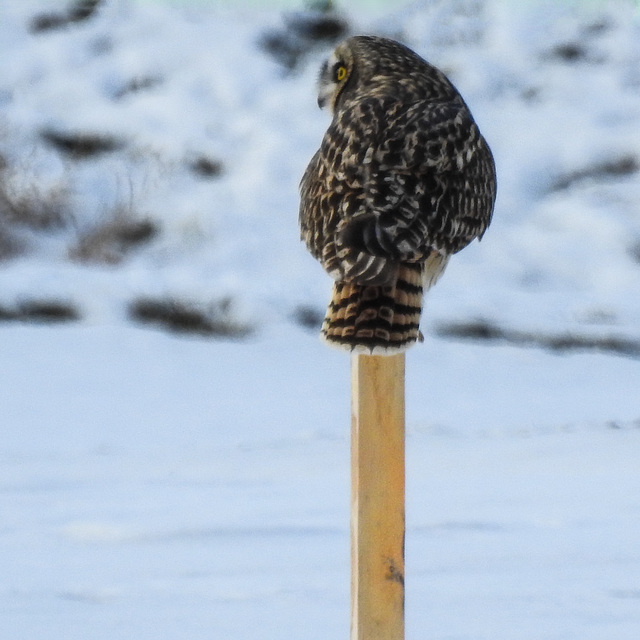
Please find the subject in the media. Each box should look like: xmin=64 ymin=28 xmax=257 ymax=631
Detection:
xmin=335 ymin=64 xmax=347 ymax=82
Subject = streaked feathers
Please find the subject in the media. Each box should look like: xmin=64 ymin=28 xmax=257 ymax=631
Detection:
xmin=299 ymin=36 xmax=496 ymax=353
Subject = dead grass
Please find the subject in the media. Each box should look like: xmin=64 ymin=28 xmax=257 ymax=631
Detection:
xmin=551 ymin=155 xmax=639 ymax=191
xmin=129 ymin=297 xmax=253 ymax=339
xmin=0 ymin=180 xmax=68 ymax=231
xmin=113 ymin=76 xmax=163 ymax=100
xmin=0 ymin=300 xmax=81 ymax=324
xmin=69 ymin=207 xmax=159 ymax=265
xmin=30 ymin=0 xmax=102 ymax=33
xmin=0 ymin=227 xmax=26 ymax=261
xmin=435 ymin=318 xmax=640 ymax=359
xmin=0 ymin=151 xmax=71 ymax=261
xmin=188 ymin=155 xmax=224 ymax=179
xmin=259 ymin=6 xmax=349 ymax=72
xmin=41 ymin=129 xmax=124 ymax=160
xmin=628 ymin=240 xmax=640 ymax=265
xmin=0 ymin=145 xmax=163 ymax=265
xmin=292 ymin=304 xmax=324 ymax=330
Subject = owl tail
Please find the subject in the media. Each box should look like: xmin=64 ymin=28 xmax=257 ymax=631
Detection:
xmin=321 ymin=252 xmax=449 ymax=355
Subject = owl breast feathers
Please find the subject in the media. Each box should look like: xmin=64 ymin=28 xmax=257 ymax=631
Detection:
xmin=299 ymin=35 xmax=496 ymax=354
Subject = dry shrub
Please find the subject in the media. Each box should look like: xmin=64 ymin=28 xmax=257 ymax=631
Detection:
xmin=259 ymin=6 xmax=349 ymax=72
xmin=188 ymin=155 xmax=224 ymax=179
xmin=0 ymin=152 xmax=70 ymax=259
xmin=113 ymin=76 xmax=163 ymax=100
xmin=0 ymin=300 xmax=81 ymax=323
xmin=70 ymin=206 xmax=159 ymax=265
xmin=628 ymin=240 xmax=640 ymax=265
xmin=0 ymin=304 xmax=16 ymax=320
xmin=41 ymin=129 xmax=124 ymax=160
xmin=18 ymin=300 xmax=81 ymax=323
xmin=129 ymin=297 xmax=253 ymax=339
xmin=0 ymin=227 xmax=26 ymax=261
xmin=0 ymin=177 xmax=68 ymax=230
xmin=551 ymin=155 xmax=639 ymax=191
xmin=30 ymin=0 xmax=102 ymax=33
xmin=292 ymin=304 xmax=323 ymax=330
xmin=436 ymin=318 xmax=640 ymax=359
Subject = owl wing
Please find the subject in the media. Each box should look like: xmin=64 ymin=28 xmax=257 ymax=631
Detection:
xmin=299 ymin=95 xmax=495 ymax=286
xmin=300 ymin=116 xmax=385 ymax=282
xmin=340 ymin=95 xmax=496 ymax=262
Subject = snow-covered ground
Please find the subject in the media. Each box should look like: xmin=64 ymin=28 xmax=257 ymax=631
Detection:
xmin=1 ymin=1 xmax=640 ymax=638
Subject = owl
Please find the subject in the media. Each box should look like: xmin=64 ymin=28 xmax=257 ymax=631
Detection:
xmin=299 ymin=36 xmax=496 ymax=354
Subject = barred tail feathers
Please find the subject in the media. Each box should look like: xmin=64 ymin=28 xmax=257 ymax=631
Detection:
xmin=321 ymin=253 xmax=448 ymax=354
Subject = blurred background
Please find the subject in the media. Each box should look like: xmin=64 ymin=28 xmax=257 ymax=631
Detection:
xmin=1 ymin=1 xmax=639 ymax=638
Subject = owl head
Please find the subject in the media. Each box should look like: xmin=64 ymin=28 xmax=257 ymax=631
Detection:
xmin=316 ymin=39 xmax=355 ymax=112
xmin=316 ymin=36 xmax=458 ymax=114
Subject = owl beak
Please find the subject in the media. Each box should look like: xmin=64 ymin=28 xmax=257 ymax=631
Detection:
xmin=317 ymin=95 xmax=327 ymax=109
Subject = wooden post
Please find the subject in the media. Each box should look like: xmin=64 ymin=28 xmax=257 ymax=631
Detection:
xmin=351 ymin=353 xmax=405 ymax=640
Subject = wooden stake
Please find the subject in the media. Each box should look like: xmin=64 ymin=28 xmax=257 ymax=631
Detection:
xmin=351 ymin=353 xmax=405 ymax=640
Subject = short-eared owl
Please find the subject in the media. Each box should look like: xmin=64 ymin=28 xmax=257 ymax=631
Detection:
xmin=299 ymin=36 xmax=496 ymax=354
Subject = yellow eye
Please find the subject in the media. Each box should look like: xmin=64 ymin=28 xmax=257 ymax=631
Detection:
xmin=336 ymin=65 xmax=347 ymax=82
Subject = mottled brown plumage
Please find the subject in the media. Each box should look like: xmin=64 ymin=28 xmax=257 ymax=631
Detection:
xmin=299 ymin=36 xmax=496 ymax=354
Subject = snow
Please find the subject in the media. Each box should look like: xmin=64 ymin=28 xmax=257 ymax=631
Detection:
xmin=1 ymin=0 xmax=640 ymax=638
xmin=2 ymin=324 xmax=640 ymax=639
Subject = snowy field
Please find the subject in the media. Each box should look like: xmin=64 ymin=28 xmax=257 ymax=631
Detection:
xmin=1 ymin=0 xmax=640 ymax=638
